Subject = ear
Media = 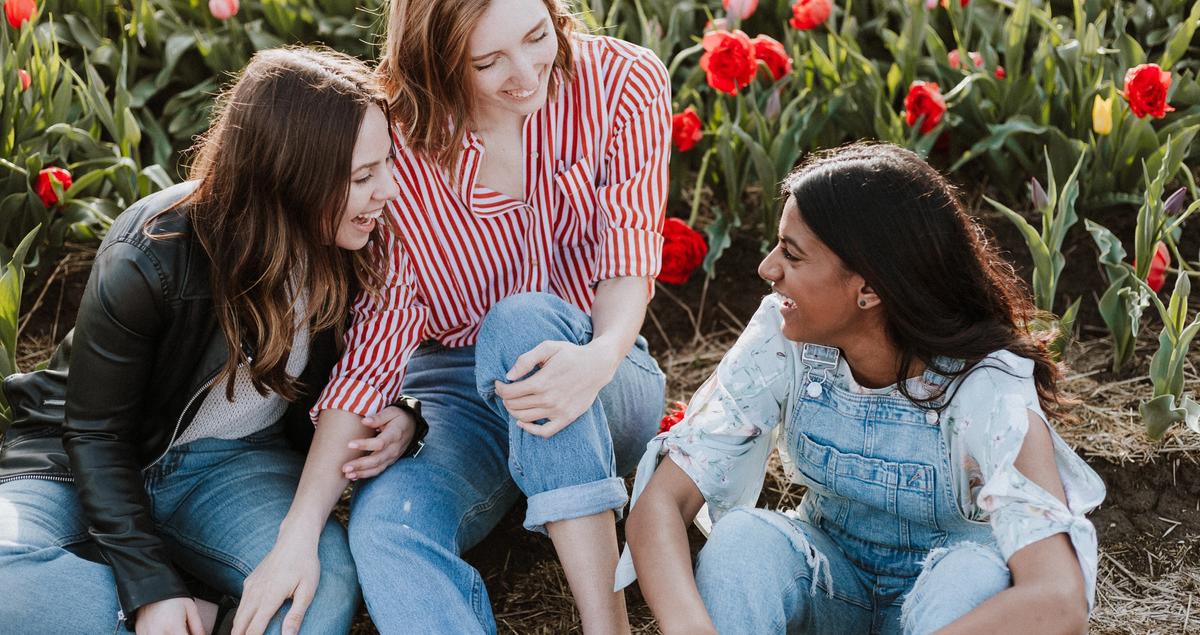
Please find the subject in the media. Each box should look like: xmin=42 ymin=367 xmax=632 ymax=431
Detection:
xmin=856 ymin=283 xmax=881 ymax=310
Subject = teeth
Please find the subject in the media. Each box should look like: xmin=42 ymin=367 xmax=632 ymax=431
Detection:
xmin=505 ymin=87 xmax=535 ymax=98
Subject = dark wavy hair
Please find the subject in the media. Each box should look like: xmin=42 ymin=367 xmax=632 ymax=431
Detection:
xmin=147 ymin=46 xmax=391 ymax=401
xmin=783 ymin=142 xmax=1069 ymax=419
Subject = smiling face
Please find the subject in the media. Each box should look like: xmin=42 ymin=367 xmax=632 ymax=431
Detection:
xmin=335 ymin=104 xmax=399 ymax=251
xmin=758 ymin=196 xmax=869 ymax=345
xmin=466 ymin=0 xmax=559 ymax=125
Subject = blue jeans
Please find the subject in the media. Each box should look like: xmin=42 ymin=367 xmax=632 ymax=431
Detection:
xmin=695 ymin=354 xmax=1009 ymax=634
xmin=695 ymin=509 xmax=1011 ymax=634
xmin=349 ymin=292 xmax=666 ymax=634
xmin=0 ymin=425 xmax=359 ymax=634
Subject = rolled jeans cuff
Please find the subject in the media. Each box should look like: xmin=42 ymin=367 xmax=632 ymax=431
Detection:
xmin=523 ymin=476 xmax=629 ymax=535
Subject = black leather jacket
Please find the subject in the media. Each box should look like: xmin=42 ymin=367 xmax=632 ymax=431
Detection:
xmin=0 ymin=182 xmax=423 ymax=623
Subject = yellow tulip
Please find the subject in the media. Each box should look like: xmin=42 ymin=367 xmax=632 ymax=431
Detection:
xmin=1092 ymin=95 xmax=1113 ymax=136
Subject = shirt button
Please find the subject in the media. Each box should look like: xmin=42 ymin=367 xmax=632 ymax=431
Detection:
xmin=531 ymin=151 xmax=539 ymax=159
xmin=925 ymin=410 xmax=939 ymax=425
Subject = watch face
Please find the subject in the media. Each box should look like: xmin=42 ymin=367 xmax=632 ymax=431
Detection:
xmin=801 ymin=342 xmax=840 ymax=369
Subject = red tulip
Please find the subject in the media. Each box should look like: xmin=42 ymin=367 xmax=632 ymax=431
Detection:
xmin=751 ymin=34 xmax=792 ymax=82
xmin=904 ymin=81 xmax=946 ymax=134
xmin=723 ymin=0 xmax=758 ymax=20
xmin=658 ymin=218 xmax=708 ymax=285
xmin=659 ymin=401 xmax=687 ymax=434
xmin=17 ymin=68 xmax=30 ymax=91
xmin=4 ymin=0 xmax=36 ymax=29
xmin=699 ymin=29 xmax=757 ymax=96
xmin=1123 ymin=64 xmax=1174 ymax=119
xmin=672 ymin=107 xmax=703 ymax=152
xmin=35 ymin=166 xmax=72 ymax=207
xmin=1139 ymin=242 xmax=1171 ymax=293
xmin=208 ymin=0 xmax=238 ymax=21
xmin=790 ymin=0 xmax=831 ymax=30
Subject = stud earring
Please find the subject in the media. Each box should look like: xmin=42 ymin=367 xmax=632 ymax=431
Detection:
xmin=858 ymin=299 xmax=868 ymax=308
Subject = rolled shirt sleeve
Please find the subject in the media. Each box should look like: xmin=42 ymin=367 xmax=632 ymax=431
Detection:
xmin=311 ymin=228 xmax=430 ymax=420
xmin=617 ymin=296 xmax=797 ymax=588
xmin=952 ymin=359 xmax=1107 ymax=610
xmin=593 ymin=49 xmax=671 ymax=294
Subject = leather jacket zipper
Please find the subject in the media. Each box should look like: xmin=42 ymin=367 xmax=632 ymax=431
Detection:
xmin=141 ymin=365 xmax=226 ymax=472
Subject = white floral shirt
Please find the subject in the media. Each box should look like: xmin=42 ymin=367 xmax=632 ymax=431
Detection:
xmin=617 ymin=295 xmax=1106 ymax=609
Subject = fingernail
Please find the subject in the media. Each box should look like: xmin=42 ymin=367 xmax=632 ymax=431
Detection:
xmin=348 ymin=443 xmax=358 ymax=449
xmin=363 ymin=417 xmax=374 ymax=424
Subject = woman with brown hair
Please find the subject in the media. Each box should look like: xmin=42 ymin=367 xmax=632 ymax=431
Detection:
xmin=0 ymin=47 xmax=421 ymax=634
xmin=235 ymin=0 xmax=670 ymax=632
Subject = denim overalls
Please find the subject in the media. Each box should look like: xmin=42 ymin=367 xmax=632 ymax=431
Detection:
xmin=694 ymin=345 xmax=1011 ymax=635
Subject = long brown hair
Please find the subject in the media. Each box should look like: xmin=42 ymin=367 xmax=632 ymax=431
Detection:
xmin=153 ymin=46 xmax=390 ymax=401
xmin=377 ymin=0 xmax=580 ymax=172
xmin=783 ymin=143 xmax=1071 ymax=420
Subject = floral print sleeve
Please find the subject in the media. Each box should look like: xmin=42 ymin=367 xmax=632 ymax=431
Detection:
xmin=615 ymin=296 xmax=796 ymax=588
xmin=948 ymin=352 xmax=1107 ymax=609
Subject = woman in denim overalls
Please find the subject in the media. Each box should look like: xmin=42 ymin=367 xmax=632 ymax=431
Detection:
xmin=619 ymin=143 xmax=1105 ymax=634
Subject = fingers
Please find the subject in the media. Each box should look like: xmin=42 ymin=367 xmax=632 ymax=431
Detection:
xmin=347 ymin=435 xmax=386 ymax=453
xmin=360 ymin=406 xmax=405 ymax=430
xmin=504 ymin=405 xmax=554 ymax=424
xmin=505 ymin=341 xmax=558 ymax=381
xmin=184 ymin=600 xmax=205 ymax=635
xmin=281 ymin=581 xmax=314 ymax=635
xmin=517 ymin=418 xmax=569 ymax=438
xmin=342 ymin=447 xmax=397 ymax=480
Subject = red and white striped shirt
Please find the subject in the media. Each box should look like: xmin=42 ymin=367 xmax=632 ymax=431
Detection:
xmin=313 ymin=35 xmax=671 ymax=417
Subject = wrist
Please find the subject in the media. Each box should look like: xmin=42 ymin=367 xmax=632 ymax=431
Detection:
xmin=277 ymin=515 xmax=324 ymax=547
xmin=585 ymin=336 xmax=627 ymax=376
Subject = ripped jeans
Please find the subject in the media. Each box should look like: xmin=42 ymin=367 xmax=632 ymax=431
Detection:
xmin=695 ymin=508 xmax=1010 ymax=634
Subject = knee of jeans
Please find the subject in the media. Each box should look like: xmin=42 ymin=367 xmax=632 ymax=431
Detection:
xmin=901 ymin=542 xmax=1010 ymax=634
xmin=700 ymin=506 xmax=830 ymax=597
xmin=475 ymin=294 xmax=588 ymax=380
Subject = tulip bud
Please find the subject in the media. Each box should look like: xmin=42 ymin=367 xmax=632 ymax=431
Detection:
xmin=208 ymin=0 xmax=238 ymax=21
xmin=1163 ymin=187 xmax=1186 ymax=216
xmin=17 ymin=68 xmax=30 ymax=92
xmin=1092 ymin=95 xmax=1113 ymax=136
xmin=1029 ymin=177 xmax=1049 ymax=210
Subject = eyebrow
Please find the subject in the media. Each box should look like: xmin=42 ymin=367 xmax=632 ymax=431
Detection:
xmin=471 ymin=19 xmax=548 ymax=61
xmin=351 ymin=158 xmax=386 ymax=173
xmin=779 ymin=235 xmax=806 ymax=256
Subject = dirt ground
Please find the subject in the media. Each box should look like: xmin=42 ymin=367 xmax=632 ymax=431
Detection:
xmin=12 ymin=215 xmax=1200 ymax=634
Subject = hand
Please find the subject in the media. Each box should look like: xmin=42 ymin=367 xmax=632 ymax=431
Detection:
xmin=232 ymin=538 xmax=320 ymax=635
xmin=493 ymin=340 xmax=616 ymax=437
xmin=135 ymin=597 xmax=204 ymax=635
xmin=341 ymin=405 xmax=416 ymax=480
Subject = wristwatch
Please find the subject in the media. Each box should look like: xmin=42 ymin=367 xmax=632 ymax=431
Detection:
xmin=393 ymin=394 xmax=429 ymax=458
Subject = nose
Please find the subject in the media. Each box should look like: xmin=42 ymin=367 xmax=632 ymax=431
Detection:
xmin=378 ymin=171 xmax=401 ymax=202
xmin=511 ymin=53 xmax=541 ymax=88
xmin=758 ymin=250 xmax=781 ymax=284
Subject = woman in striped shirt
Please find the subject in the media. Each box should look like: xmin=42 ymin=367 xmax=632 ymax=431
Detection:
xmin=248 ymin=0 xmax=671 ymax=632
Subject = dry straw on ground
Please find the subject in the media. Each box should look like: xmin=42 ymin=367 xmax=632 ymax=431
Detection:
xmin=14 ymin=268 xmax=1200 ymax=634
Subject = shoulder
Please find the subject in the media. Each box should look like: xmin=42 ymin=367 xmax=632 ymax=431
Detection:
xmin=571 ymin=34 xmax=669 ymax=105
xmin=945 ymin=350 xmax=1043 ymax=435
xmin=103 ymin=181 xmax=199 ymax=251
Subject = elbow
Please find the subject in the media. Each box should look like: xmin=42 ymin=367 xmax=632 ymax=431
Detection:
xmin=1032 ymin=582 xmax=1089 ymax=634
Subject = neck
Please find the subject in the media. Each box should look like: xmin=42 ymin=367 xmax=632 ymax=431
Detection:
xmin=838 ymin=332 xmax=923 ymax=390
xmin=470 ymin=108 xmax=525 ymax=139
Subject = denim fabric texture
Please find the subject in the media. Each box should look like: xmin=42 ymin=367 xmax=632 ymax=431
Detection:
xmin=348 ymin=292 xmax=665 ymax=634
xmin=695 ymin=355 xmax=1006 ymax=635
xmin=0 ymin=424 xmax=359 ymax=634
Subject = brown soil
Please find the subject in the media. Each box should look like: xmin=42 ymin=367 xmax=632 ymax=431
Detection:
xmin=12 ymin=198 xmax=1200 ymax=633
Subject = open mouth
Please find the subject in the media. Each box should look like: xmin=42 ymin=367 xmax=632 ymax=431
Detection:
xmin=774 ymin=291 xmax=797 ymax=310
xmin=503 ymin=86 xmax=537 ymax=100
xmin=351 ymin=209 xmax=383 ymax=231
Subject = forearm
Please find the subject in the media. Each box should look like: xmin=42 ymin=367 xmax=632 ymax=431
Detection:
xmin=627 ymin=459 xmax=714 ymax=634
xmin=936 ymin=584 xmax=1087 ymax=635
xmin=277 ymin=409 xmax=365 ymax=542
xmin=588 ymin=276 xmax=650 ymax=374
